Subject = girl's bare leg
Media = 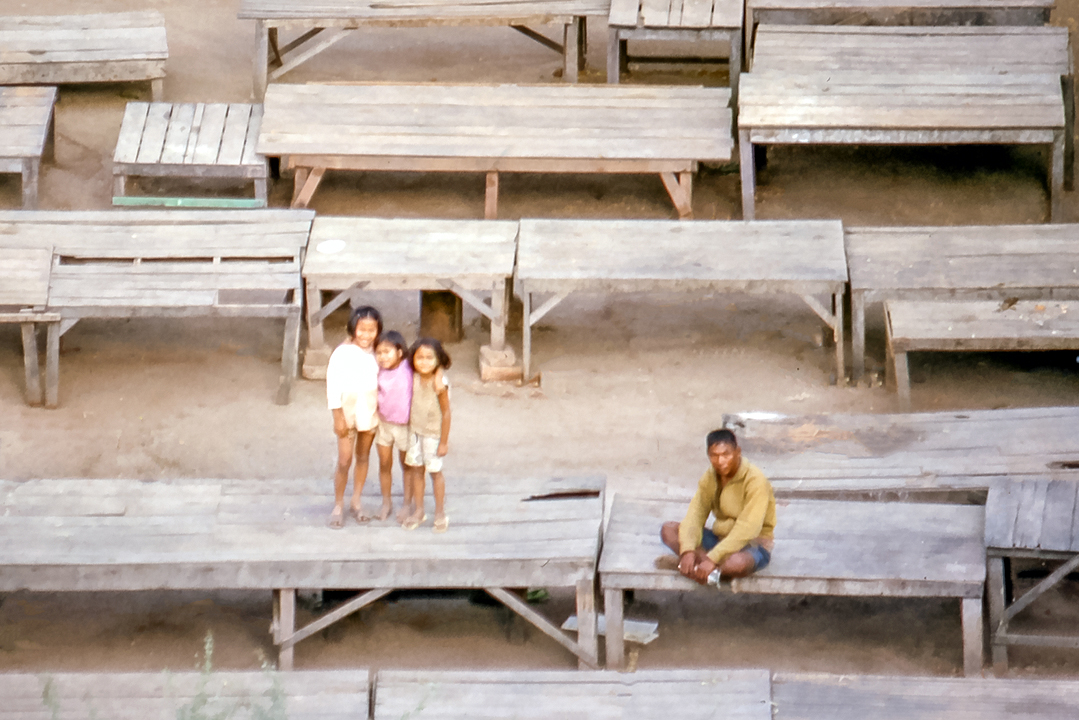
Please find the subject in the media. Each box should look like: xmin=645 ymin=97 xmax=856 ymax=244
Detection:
xmin=404 ymin=467 xmax=426 ymax=528
xmin=349 ymin=430 xmax=376 ymax=521
xmin=375 ymin=444 xmax=395 ymax=521
xmin=331 ymin=434 xmax=354 ymax=527
xmin=431 ymin=471 xmax=447 ymax=532
xmin=396 ymin=453 xmax=416 ymax=524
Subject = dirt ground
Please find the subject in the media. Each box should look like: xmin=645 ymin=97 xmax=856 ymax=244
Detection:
xmin=2 ymin=0 xmax=1078 ymax=681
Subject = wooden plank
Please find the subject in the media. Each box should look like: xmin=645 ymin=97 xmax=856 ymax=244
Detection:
xmin=218 ymin=103 xmax=254 ymax=165
xmin=190 ymin=103 xmax=229 ymax=164
xmin=886 ymin=300 xmax=1079 ymax=353
xmin=0 ymin=247 xmax=52 ymax=306
xmin=112 ymin=102 xmax=149 ymax=164
xmin=158 ymin=102 xmax=196 ymax=164
xmin=133 ymin=103 xmax=171 ymax=164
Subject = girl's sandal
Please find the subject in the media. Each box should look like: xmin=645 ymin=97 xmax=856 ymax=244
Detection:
xmin=433 ymin=516 xmax=449 ymax=533
xmin=403 ymin=513 xmax=427 ymax=531
xmin=350 ymin=506 xmax=371 ymax=523
xmin=327 ymin=507 xmax=345 ymax=530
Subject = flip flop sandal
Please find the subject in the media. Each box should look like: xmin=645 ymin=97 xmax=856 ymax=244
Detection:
xmin=403 ymin=513 xmax=427 ymax=531
xmin=327 ymin=507 xmax=345 ymax=529
xmin=433 ymin=516 xmax=449 ymax=533
xmin=350 ymin=506 xmax=371 ymax=523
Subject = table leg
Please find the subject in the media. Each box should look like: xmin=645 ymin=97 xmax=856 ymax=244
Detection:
xmin=254 ymin=20 xmax=269 ymax=101
xmin=987 ymin=556 xmax=1009 ymax=674
xmin=45 ymin=321 xmax=59 ymax=408
xmin=729 ymin=30 xmax=742 ymax=126
xmin=522 ymin=283 xmax=532 ymax=381
xmin=577 ymin=17 xmax=587 ymax=72
xmin=274 ymin=588 xmax=296 ymax=670
xmin=604 ymin=588 xmax=625 ymax=670
xmin=738 ymin=129 xmax=756 ymax=220
xmin=255 ymin=175 xmax=269 ymax=206
xmin=576 ymin=578 xmax=598 ymax=670
xmin=276 ymin=306 xmax=301 ymax=406
xmin=485 ymin=171 xmax=499 ymax=219
xmin=22 ymin=158 xmax=39 ymax=210
xmin=291 ymin=167 xmax=325 ymax=209
xmin=961 ymin=596 xmax=984 ymax=677
xmin=1050 ymin=130 xmax=1064 ymax=223
xmin=113 ymin=174 xmax=127 ymax=200
xmin=150 ymin=78 xmax=164 ymax=102
xmin=833 ymin=291 xmax=845 ymax=387
xmin=20 ymin=323 xmax=42 ymax=406
xmin=490 ymin=278 xmax=507 ymax=352
xmin=851 ymin=290 xmax=866 ymax=384
xmin=1063 ymin=75 xmax=1074 ymax=192
xmin=563 ymin=19 xmax=580 ymax=83
xmin=305 ymin=280 xmax=325 ymax=351
xmin=607 ymin=31 xmax=620 ymax=84
xmin=894 ymin=350 xmax=911 ymax=412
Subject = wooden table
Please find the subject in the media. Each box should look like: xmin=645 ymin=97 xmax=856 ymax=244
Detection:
xmin=239 ymin=0 xmax=609 ymax=99
xmin=985 ymin=478 xmax=1079 ymax=674
xmin=738 ymin=29 xmax=1066 ymax=222
xmin=113 ymin=102 xmax=269 ymax=208
xmin=606 ymin=0 xmax=743 ymax=104
xmin=375 ymin=669 xmax=773 ymax=719
xmin=0 ymin=247 xmax=59 ymax=407
xmin=0 ymin=86 xmax=56 ymax=210
xmin=846 ymin=224 xmax=1079 ymax=383
xmin=600 ymin=495 xmax=987 ymax=675
xmin=885 ymin=299 xmax=1079 ymax=410
xmin=257 ymin=83 xmax=732 ymax=219
xmin=301 ymin=216 xmax=519 ymax=379
xmin=0 ymin=209 xmax=314 ymax=406
xmin=0 ymin=475 xmax=604 ymax=670
xmin=0 ymin=11 xmax=168 ymax=100
xmin=514 ymin=218 xmax=848 ymax=382
xmin=0 ymin=671 xmax=367 ymax=720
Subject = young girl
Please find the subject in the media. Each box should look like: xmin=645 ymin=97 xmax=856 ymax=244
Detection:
xmin=403 ymin=338 xmax=452 ymax=532
xmin=374 ymin=330 xmax=414 ymax=523
xmin=325 ymin=306 xmax=381 ymax=528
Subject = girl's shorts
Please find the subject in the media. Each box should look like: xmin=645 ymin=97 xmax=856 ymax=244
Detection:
xmin=376 ymin=420 xmax=410 ymax=449
xmin=405 ymin=432 xmax=443 ymax=473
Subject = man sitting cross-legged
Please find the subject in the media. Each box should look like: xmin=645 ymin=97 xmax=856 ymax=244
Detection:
xmin=660 ymin=428 xmax=776 ymax=584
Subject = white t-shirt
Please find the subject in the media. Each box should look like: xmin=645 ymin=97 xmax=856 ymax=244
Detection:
xmin=326 ymin=343 xmax=379 ymax=432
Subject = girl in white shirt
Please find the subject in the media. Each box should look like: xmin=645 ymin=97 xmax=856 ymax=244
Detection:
xmin=325 ymin=306 xmax=381 ymax=528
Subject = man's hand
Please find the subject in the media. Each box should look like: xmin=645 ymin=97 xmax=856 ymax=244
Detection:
xmin=692 ymin=556 xmax=718 ymax=585
xmin=677 ymin=552 xmax=696 ymax=578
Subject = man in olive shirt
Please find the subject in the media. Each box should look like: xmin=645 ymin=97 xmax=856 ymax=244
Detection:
xmin=660 ymin=428 xmax=776 ymax=584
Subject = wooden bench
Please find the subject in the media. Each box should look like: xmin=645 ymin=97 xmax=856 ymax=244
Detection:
xmin=514 ymin=218 xmax=848 ymax=382
xmin=606 ymin=0 xmax=743 ymax=104
xmin=0 ymin=86 xmax=56 ymax=210
xmin=113 ymin=102 xmax=269 ymax=208
xmin=847 ymin=224 xmax=1079 ymax=384
xmin=257 ymin=83 xmax=732 ymax=219
xmin=738 ymin=27 xmax=1066 ymax=222
xmin=884 ymin=299 xmax=1079 ymax=410
xmin=301 ymin=216 xmax=519 ymax=380
xmin=0 ymin=209 xmax=314 ymax=406
xmin=0 ymin=247 xmax=59 ymax=406
xmin=0 ymin=671 xmax=367 ymax=720
xmin=375 ymin=669 xmax=772 ymax=719
xmin=239 ymin=0 xmax=609 ymax=99
xmin=984 ymin=477 xmax=1079 ymax=674
xmin=599 ymin=495 xmax=986 ymax=675
xmin=0 ymin=11 xmax=168 ymax=100
xmin=0 ymin=475 xmax=605 ymax=670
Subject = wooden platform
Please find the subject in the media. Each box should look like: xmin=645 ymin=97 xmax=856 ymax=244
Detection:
xmin=985 ymin=477 xmax=1079 ymax=673
xmin=0 ymin=209 xmax=314 ymax=406
xmin=0 ymin=670 xmax=367 ymax=720
xmin=885 ymin=299 xmax=1079 ymax=410
xmin=0 ymin=475 xmax=605 ymax=670
xmin=113 ymin=102 xmax=269 ymax=208
xmin=738 ymin=27 xmax=1066 ymax=222
xmin=606 ymin=0 xmax=743 ymax=102
xmin=846 ymin=224 xmax=1079 ymax=383
xmin=599 ymin=495 xmax=986 ymax=675
xmin=0 ymin=247 xmax=59 ymax=406
xmin=374 ymin=669 xmax=772 ymax=719
xmin=514 ymin=218 xmax=848 ymax=382
xmin=301 ymin=216 xmax=519 ymax=379
xmin=0 ymin=11 xmax=168 ymax=99
xmin=257 ymin=83 xmax=732 ymax=219
xmin=0 ymin=86 xmax=56 ymax=210
xmin=772 ymin=672 xmax=1079 ymax=719
xmin=239 ymin=0 xmax=609 ymax=98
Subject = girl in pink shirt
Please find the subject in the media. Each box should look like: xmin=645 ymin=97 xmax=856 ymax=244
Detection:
xmin=374 ymin=331 xmax=414 ymax=523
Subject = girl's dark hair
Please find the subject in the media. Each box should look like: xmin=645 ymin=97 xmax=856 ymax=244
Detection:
xmin=347 ymin=305 xmax=382 ymax=338
xmin=408 ymin=337 xmax=452 ymax=371
xmin=376 ymin=330 xmax=408 ymax=356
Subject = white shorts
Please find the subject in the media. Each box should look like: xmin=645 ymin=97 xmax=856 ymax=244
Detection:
xmin=376 ymin=420 xmax=410 ymax=449
xmin=405 ymin=433 xmax=443 ymax=473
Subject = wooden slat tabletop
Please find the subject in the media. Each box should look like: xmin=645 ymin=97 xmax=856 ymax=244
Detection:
xmin=772 ymin=672 xmax=1079 ymax=720
xmin=986 ymin=478 xmax=1079 ymax=552
xmin=303 ymin=216 xmax=518 ymax=290
xmin=0 ymin=247 xmax=51 ymax=307
xmin=238 ymin=0 xmax=610 ymax=21
xmin=886 ymin=300 xmax=1079 ymax=352
xmin=0 ymin=86 xmax=56 ymax=160
xmin=0 ymin=670 xmax=367 ymax=720
xmin=0 ymin=11 xmax=168 ymax=64
xmin=0 ymin=476 xmax=603 ymax=591
xmin=515 ymin=219 xmax=846 ymax=293
xmin=114 ymin=102 xmax=266 ymax=170
xmin=750 ymin=0 xmax=1051 ymax=9
xmin=600 ymin=494 xmax=985 ymax=596
xmin=608 ymin=0 xmax=744 ymax=29
xmin=257 ymin=83 xmax=732 ymax=163
xmin=374 ymin=669 xmax=772 ymax=720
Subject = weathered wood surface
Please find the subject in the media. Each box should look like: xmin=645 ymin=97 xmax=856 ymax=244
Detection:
xmin=374 ymin=669 xmax=773 ymax=720
xmin=888 ymin=300 xmax=1079 ymax=353
xmin=0 ymin=670 xmax=367 ymax=720
xmin=772 ymin=672 xmax=1079 ymax=720
xmin=986 ymin=478 xmax=1079 ymax=553
xmin=113 ymin=102 xmax=269 ymax=206
xmin=239 ymin=0 xmax=608 ymax=22
xmin=0 ymin=86 xmax=56 ymax=209
xmin=0 ymin=11 xmax=167 ymax=90
xmin=0 ymin=246 xmax=50 ymax=307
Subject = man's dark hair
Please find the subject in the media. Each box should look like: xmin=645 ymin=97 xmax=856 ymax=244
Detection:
xmin=706 ymin=428 xmax=738 ymax=450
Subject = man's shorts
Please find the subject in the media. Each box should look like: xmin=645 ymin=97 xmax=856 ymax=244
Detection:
xmin=405 ymin=432 xmax=443 ymax=473
xmin=376 ymin=420 xmax=410 ymax=449
xmin=701 ymin=528 xmax=772 ymax=572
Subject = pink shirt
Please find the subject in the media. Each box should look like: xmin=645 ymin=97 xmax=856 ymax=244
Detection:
xmin=377 ymin=361 xmax=413 ymax=425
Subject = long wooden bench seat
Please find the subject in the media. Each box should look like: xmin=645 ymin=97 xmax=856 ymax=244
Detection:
xmin=257 ymin=83 xmax=732 ymax=219
xmin=0 ymin=11 xmax=168 ymax=100
xmin=599 ymin=495 xmax=986 ymax=675
xmin=0 ymin=475 xmax=605 ymax=670
xmin=0 ymin=209 xmax=314 ymax=405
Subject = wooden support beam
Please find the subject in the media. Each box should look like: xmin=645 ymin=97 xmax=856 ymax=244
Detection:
xmin=20 ymin=323 xmax=42 ymax=406
xmin=45 ymin=321 xmax=59 ymax=408
xmin=739 ymin=130 xmax=756 ymax=220
xmin=660 ymin=171 xmax=693 ymax=219
xmin=270 ymin=28 xmax=352 ymax=82
xmin=282 ymin=588 xmax=393 ymax=650
xmin=604 ymin=588 xmax=625 ymax=669
xmin=273 ymin=588 xmax=296 ymax=670
xmin=291 ymin=167 xmax=325 ymax=209
xmin=485 ymin=587 xmax=598 ymax=668
xmin=510 ymin=25 xmax=562 ymax=54
xmin=961 ymin=596 xmax=984 ymax=677
xmin=276 ymin=305 xmax=301 ymax=405
xmin=1003 ymin=552 xmax=1079 ymax=623
xmin=987 ymin=556 xmax=1009 ymax=674
xmin=485 ymin=171 xmax=499 ymax=219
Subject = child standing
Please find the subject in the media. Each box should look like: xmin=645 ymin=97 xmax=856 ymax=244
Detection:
xmin=374 ymin=330 xmax=414 ymax=523
xmin=325 ymin=306 xmax=381 ymax=528
xmin=403 ymin=338 xmax=452 ymax=532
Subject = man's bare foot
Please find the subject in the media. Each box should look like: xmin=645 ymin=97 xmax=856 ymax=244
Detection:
xmin=433 ymin=513 xmax=449 ymax=533
xmin=396 ymin=503 xmax=413 ymax=525
xmin=653 ymin=554 xmax=680 ymax=571
xmin=328 ymin=505 xmax=345 ymax=529
xmin=376 ymin=501 xmax=393 ymax=522
xmin=403 ymin=511 xmax=427 ymax=531
xmin=350 ymin=504 xmax=371 ymax=523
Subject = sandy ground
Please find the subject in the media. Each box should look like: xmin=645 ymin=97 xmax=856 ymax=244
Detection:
xmin=1 ymin=0 xmax=1078 ymax=681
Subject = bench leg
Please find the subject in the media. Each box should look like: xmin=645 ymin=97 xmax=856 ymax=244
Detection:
xmin=893 ymin=350 xmax=910 ymax=411
xmin=833 ymin=291 xmax=846 ymax=387
xmin=291 ymin=167 xmax=325 ymax=209
xmin=490 ymin=278 xmax=507 ymax=352
xmin=255 ymin=176 xmax=269 ymax=206
xmin=254 ymin=20 xmax=270 ymax=101
xmin=150 ymin=78 xmax=164 ymax=102
xmin=851 ymin=290 xmax=866 ymax=384
xmin=660 ymin=171 xmax=693 ymax=219
xmin=604 ymin=588 xmax=625 ymax=670
xmin=22 ymin=158 xmax=39 ymax=210
xmin=305 ymin=280 xmax=325 ymax=351
xmin=276 ymin=306 xmax=302 ymax=405
xmin=20 ymin=323 xmax=43 ymax=406
xmin=739 ymin=130 xmax=756 ymax=220
xmin=521 ymin=283 xmax=532 ymax=382
xmin=607 ymin=32 xmax=620 ymax=84
xmin=274 ymin=588 xmax=296 ymax=670
xmin=1050 ymin=130 xmax=1065 ymax=223
xmin=987 ymin=556 xmax=1009 ymax=675
xmin=45 ymin=321 xmax=59 ymax=408
xmin=1063 ymin=75 xmax=1074 ymax=192
xmin=485 ymin=171 xmax=499 ymax=219
xmin=576 ymin=578 xmax=598 ymax=670
xmin=113 ymin=174 xmax=126 ymax=199
xmin=961 ymin=596 xmax=983 ymax=677
xmin=729 ymin=30 xmax=742 ymax=123
xmin=563 ymin=19 xmax=580 ymax=83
